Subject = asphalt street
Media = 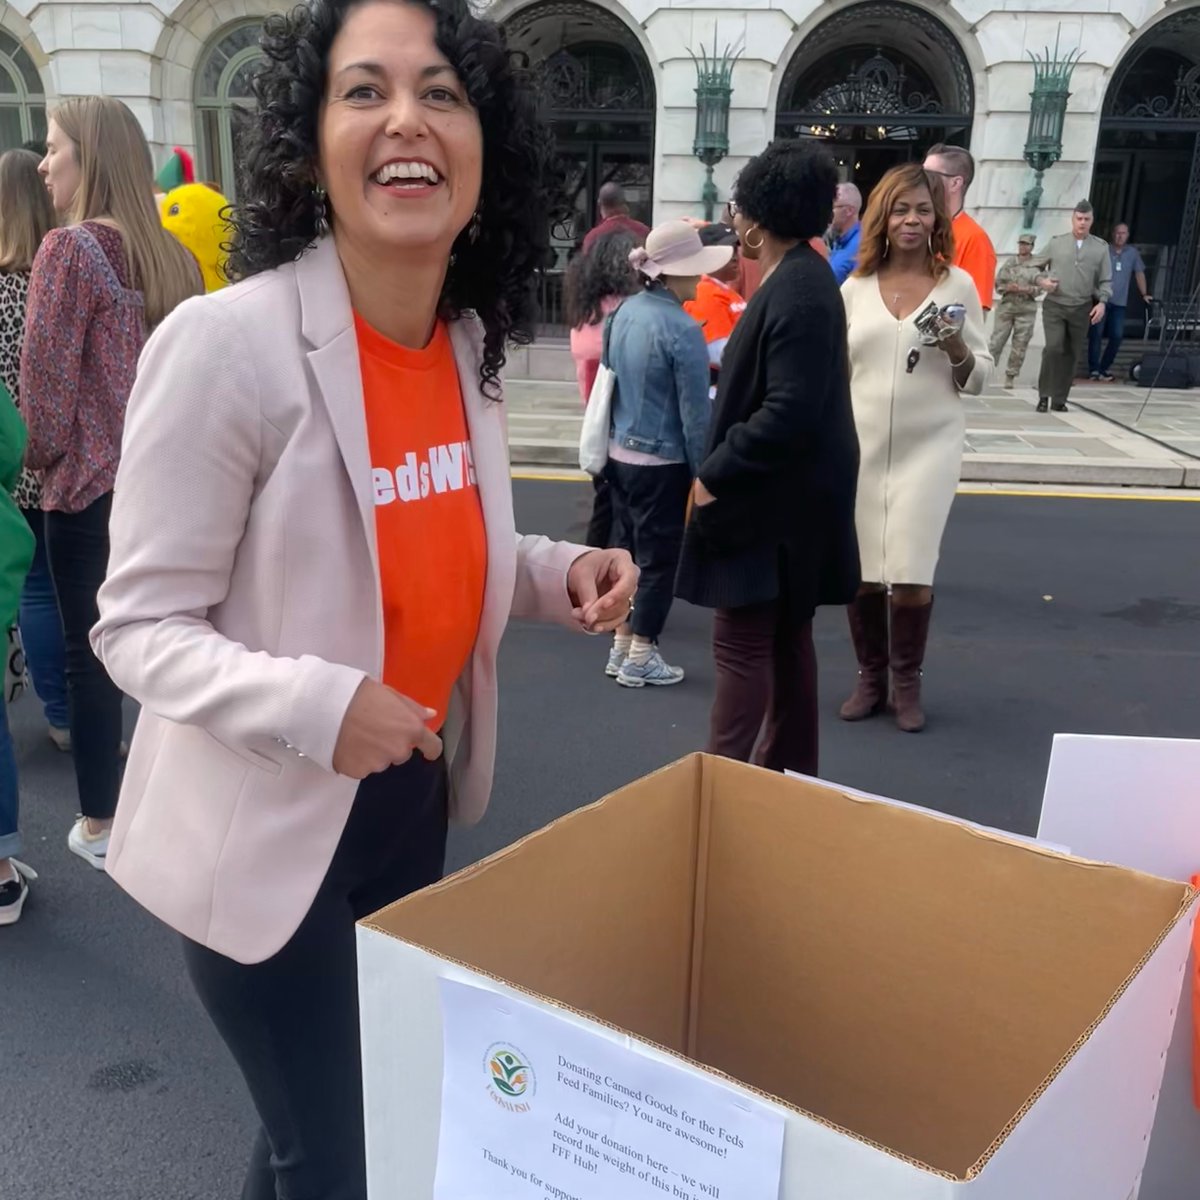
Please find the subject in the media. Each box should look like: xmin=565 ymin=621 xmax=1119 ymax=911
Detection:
xmin=3 ymin=482 xmax=1198 ymax=1199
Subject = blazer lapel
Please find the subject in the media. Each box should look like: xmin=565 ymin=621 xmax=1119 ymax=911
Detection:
xmin=449 ymin=320 xmax=516 ymax=651
xmin=295 ymin=238 xmax=378 ymax=581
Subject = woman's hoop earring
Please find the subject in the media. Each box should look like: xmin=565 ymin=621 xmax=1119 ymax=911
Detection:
xmin=314 ymin=185 xmax=330 ymax=236
xmin=744 ymin=226 xmax=765 ymax=251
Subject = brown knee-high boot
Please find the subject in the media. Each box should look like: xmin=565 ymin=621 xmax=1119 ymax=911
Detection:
xmin=889 ymin=597 xmax=933 ymax=733
xmin=839 ymin=591 xmax=889 ymax=721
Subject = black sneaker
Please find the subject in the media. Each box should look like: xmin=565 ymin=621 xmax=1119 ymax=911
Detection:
xmin=1088 ymin=371 xmax=1100 ymax=380
xmin=1036 ymin=397 xmax=1049 ymax=413
xmin=0 ymin=860 xmax=34 ymax=926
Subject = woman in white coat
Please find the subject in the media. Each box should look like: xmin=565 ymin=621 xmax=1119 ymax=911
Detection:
xmin=89 ymin=1 xmax=636 ymax=1195
xmin=839 ymin=164 xmax=991 ymax=732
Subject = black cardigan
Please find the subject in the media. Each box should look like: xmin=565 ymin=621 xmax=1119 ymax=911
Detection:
xmin=675 ymin=242 xmax=861 ymax=616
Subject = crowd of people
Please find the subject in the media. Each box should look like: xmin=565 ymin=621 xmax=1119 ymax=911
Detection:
xmin=0 ymin=0 xmax=1136 ymax=1195
xmin=0 ymin=97 xmax=205 ymax=926
xmin=567 ymin=150 xmax=995 ymax=745
xmin=988 ymin=201 xmax=1150 ymax=406
xmin=567 ymin=151 xmax=1142 ymax=738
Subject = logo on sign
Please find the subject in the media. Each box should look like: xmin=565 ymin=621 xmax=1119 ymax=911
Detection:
xmin=485 ymin=1043 xmax=535 ymax=1112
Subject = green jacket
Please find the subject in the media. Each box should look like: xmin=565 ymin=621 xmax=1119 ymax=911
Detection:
xmin=0 ymin=381 xmax=34 ymax=626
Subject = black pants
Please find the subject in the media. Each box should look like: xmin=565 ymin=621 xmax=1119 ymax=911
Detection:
xmin=585 ymin=474 xmax=612 ymax=549
xmin=182 ymin=755 xmax=449 ymax=1200
xmin=1087 ymin=303 xmax=1127 ymax=375
xmin=44 ymin=493 xmax=124 ymax=820
xmin=606 ymin=460 xmax=691 ymax=642
xmin=708 ymin=600 xmax=819 ymax=778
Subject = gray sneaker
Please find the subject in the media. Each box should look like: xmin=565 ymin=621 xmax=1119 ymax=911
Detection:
xmin=604 ymin=645 xmax=628 ymax=678
xmin=617 ymin=648 xmax=685 ymax=688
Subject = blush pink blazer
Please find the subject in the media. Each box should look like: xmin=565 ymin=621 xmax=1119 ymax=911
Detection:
xmin=91 ymin=236 xmax=585 ymax=964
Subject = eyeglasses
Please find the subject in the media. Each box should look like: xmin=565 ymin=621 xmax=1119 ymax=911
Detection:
xmin=728 ymin=200 xmax=741 ymax=216
xmin=925 ymin=168 xmax=964 ymax=184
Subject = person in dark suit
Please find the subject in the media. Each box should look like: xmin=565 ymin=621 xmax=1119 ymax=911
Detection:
xmin=675 ymin=139 xmax=860 ymax=777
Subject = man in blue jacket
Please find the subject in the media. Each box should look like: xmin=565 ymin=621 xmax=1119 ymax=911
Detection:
xmin=828 ymin=183 xmax=862 ymax=284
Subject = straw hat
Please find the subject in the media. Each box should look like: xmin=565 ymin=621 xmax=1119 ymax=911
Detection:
xmin=629 ymin=220 xmax=734 ymax=280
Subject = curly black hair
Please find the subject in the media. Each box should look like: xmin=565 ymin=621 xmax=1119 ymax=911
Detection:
xmin=733 ymin=139 xmax=838 ymax=242
xmin=563 ymin=230 xmax=639 ymax=328
xmin=226 ymin=0 xmax=557 ymax=399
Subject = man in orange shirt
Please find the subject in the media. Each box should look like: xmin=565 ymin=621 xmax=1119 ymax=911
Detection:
xmin=924 ymin=143 xmax=997 ymax=312
xmin=683 ymin=222 xmax=746 ymax=392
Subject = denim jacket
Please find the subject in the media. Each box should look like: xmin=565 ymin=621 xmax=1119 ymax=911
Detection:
xmin=605 ymin=286 xmax=711 ymax=473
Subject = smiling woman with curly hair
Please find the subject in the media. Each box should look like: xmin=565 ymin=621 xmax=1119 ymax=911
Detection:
xmin=87 ymin=1 xmax=637 ymax=1193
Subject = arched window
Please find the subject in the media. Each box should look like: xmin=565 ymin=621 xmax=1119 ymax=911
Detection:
xmin=775 ymin=2 xmax=972 ymax=197
xmin=0 ymin=29 xmax=46 ymax=152
xmin=1097 ymin=8 xmax=1200 ymax=303
xmin=194 ymin=21 xmax=264 ymax=199
xmin=503 ymin=0 xmax=656 ymax=332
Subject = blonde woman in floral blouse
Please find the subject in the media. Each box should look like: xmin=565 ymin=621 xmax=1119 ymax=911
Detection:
xmin=21 ymin=98 xmax=201 ymax=870
xmin=0 ymin=149 xmax=67 ymax=756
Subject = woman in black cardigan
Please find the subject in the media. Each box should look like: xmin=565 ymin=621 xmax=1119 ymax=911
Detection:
xmin=675 ymin=140 xmax=860 ymax=776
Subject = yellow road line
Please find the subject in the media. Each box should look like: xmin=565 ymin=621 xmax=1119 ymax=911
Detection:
xmin=510 ymin=470 xmax=1200 ymax=502
xmin=956 ymin=487 xmax=1200 ymax=502
xmin=512 ymin=470 xmax=590 ymax=483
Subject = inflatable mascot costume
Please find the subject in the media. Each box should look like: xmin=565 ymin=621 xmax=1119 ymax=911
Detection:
xmin=155 ymin=147 xmax=231 ymax=293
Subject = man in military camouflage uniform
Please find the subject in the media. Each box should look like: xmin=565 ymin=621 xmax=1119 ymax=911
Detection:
xmin=989 ymin=233 xmax=1043 ymax=387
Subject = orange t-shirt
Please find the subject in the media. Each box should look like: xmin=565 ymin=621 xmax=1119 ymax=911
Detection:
xmin=356 ymin=315 xmax=487 ymax=729
xmin=953 ymin=211 xmax=997 ymax=311
xmin=684 ymin=275 xmax=746 ymax=364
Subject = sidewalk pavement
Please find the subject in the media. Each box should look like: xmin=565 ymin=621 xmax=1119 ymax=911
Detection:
xmin=503 ymin=377 xmax=1200 ymax=488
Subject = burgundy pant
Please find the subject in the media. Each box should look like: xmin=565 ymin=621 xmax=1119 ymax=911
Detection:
xmin=707 ymin=601 xmax=819 ymax=777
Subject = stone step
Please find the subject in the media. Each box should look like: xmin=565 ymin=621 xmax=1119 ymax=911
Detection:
xmin=505 ymin=340 xmax=576 ymax=384
xmin=502 ymin=378 xmax=582 ymax=413
xmin=500 ymin=379 xmax=1200 ymax=487
xmin=506 ymin=434 xmax=579 ymax=466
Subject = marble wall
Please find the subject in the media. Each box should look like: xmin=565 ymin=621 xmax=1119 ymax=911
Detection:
xmin=626 ymin=0 xmax=1176 ymax=252
xmin=0 ymin=0 xmax=1183 ymax=251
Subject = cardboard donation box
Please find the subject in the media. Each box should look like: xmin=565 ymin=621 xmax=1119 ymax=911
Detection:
xmin=357 ymin=755 xmax=1197 ymax=1200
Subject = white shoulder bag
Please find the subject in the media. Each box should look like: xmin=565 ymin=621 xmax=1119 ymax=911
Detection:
xmin=578 ymin=306 xmax=621 ymax=476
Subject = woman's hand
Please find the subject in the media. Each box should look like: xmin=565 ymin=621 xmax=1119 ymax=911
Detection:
xmin=568 ymin=549 xmax=638 ymax=633
xmin=693 ymin=479 xmax=716 ymax=508
xmin=936 ymin=332 xmax=969 ymax=362
xmin=332 ymin=678 xmax=443 ymax=779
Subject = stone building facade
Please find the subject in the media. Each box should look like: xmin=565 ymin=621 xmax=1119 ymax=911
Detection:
xmin=1 ymin=0 xmax=1198 ymax=312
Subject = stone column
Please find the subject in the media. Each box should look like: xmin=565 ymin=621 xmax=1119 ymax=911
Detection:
xmin=28 ymin=2 xmax=169 ymax=153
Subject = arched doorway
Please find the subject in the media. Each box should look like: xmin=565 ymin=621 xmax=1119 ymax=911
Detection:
xmin=504 ymin=0 xmax=655 ymax=330
xmin=776 ymin=2 xmax=973 ymax=201
xmin=194 ymin=21 xmax=264 ymax=200
xmin=1095 ymin=11 xmax=1200 ymax=314
xmin=0 ymin=28 xmax=45 ymax=152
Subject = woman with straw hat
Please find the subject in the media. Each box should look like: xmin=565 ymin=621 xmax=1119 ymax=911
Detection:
xmin=602 ymin=220 xmax=731 ymax=688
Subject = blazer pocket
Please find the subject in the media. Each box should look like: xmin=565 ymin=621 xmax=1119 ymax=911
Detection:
xmin=201 ymin=727 xmax=284 ymax=778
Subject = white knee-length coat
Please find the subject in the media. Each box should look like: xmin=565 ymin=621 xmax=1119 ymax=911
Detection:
xmin=841 ymin=265 xmax=991 ymax=585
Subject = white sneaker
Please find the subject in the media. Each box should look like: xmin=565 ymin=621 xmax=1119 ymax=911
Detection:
xmin=605 ymin=645 xmax=628 ymax=678
xmin=617 ymin=647 xmax=685 ymax=688
xmin=67 ymin=818 xmax=110 ymax=870
xmin=0 ymin=859 xmax=35 ymax=926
